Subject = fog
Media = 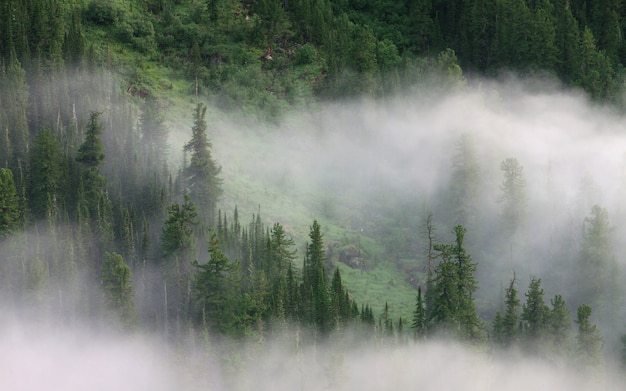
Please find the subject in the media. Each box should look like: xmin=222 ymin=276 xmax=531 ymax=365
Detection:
xmin=6 ymin=73 xmax=626 ymax=389
xmin=205 ymin=76 xmax=626 ymax=290
xmin=196 ymin=76 xmax=626 ymax=346
xmin=2 ymin=314 xmax=625 ymax=391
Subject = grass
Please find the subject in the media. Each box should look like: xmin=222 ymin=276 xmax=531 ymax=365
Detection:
xmin=337 ymin=261 xmax=416 ymax=323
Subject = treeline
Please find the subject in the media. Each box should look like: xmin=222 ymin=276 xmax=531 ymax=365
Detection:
xmin=2 ymin=0 xmax=622 ymax=132
xmin=0 ymin=93 xmax=371 ymax=341
xmin=411 ymin=224 xmax=605 ymax=367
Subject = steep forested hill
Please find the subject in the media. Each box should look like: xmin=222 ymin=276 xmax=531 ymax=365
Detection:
xmin=2 ymin=0 xmax=626 ymax=372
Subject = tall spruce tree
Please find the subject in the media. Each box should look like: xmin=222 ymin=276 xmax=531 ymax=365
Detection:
xmin=411 ymin=286 xmax=427 ymax=339
xmin=75 ymin=111 xmax=106 ymax=217
xmin=497 ymin=275 xmax=521 ymax=348
xmin=302 ymin=220 xmax=330 ymax=335
xmin=0 ymin=168 xmax=20 ymax=238
xmin=28 ymin=128 xmax=63 ymax=220
xmin=183 ymin=103 xmax=222 ymax=226
xmin=192 ymin=232 xmax=241 ymax=334
xmin=575 ymin=304 xmax=604 ymax=366
xmin=448 ymin=134 xmax=481 ymax=229
xmin=547 ymin=294 xmax=570 ymax=351
xmin=429 ymin=225 xmax=484 ymax=342
xmin=499 ymin=157 xmax=527 ymax=236
xmin=579 ymin=204 xmax=616 ymax=312
xmin=101 ymin=252 xmax=137 ymax=329
xmin=521 ymin=277 xmax=549 ymax=350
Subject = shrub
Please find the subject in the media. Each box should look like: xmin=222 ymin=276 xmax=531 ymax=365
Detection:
xmin=85 ymin=1 xmax=123 ymax=25
xmin=295 ymin=43 xmax=316 ymax=65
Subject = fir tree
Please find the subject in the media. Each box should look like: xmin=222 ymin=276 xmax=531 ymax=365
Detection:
xmin=192 ymin=232 xmax=241 ymax=333
xmin=430 ymin=225 xmax=484 ymax=342
xmin=183 ymin=103 xmax=222 ymax=226
xmin=302 ymin=220 xmax=330 ymax=335
xmin=101 ymin=252 xmax=137 ymax=329
xmin=75 ymin=111 xmax=106 ymax=218
xmin=499 ymin=157 xmax=527 ymax=235
xmin=0 ymin=168 xmax=20 ymax=238
xmin=411 ymin=286 xmax=427 ymax=340
xmin=521 ymin=277 xmax=549 ymax=348
xmin=575 ymin=304 xmax=604 ymax=366
xmin=501 ymin=275 xmax=521 ymax=348
xmin=28 ymin=128 xmax=63 ymax=220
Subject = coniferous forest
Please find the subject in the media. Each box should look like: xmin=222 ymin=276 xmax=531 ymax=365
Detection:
xmin=4 ymin=0 xmax=626 ymax=389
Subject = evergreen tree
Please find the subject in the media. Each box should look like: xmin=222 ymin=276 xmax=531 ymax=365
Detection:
xmin=1 ymin=59 xmax=30 ymax=174
xmin=0 ymin=168 xmax=21 ymax=238
xmin=521 ymin=277 xmax=549 ymax=350
xmin=499 ymin=157 xmax=527 ymax=235
xmin=575 ymin=304 xmax=604 ymax=366
xmin=553 ymin=0 xmax=581 ymax=83
xmin=161 ymin=194 xmax=198 ymax=259
xmin=579 ymin=204 xmax=616 ymax=312
xmin=101 ymin=251 xmax=137 ymax=329
xmin=28 ymin=128 xmax=63 ymax=220
xmin=25 ymin=256 xmax=49 ymax=309
xmin=576 ymin=27 xmax=617 ymax=100
xmin=267 ymin=222 xmax=297 ymax=280
xmin=192 ymin=232 xmax=241 ymax=334
xmin=589 ymin=0 xmax=621 ymax=62
xmin=302 ymin=220 xmax=330 ymax=335
xmin=330 ymin=267 xmax=350 ymax=327
xmin=407 ymin=0 xmax=434 ymax=54
xmin=75 ymin=111 xmax=106 ymax=217
xmin=500 ymin=275 xmax=521 ymax=348
xmin=466 ymin=0 xmax=497 ymax=71
xmin=183 ymin=103 xmax=222 ymax=226
xmin=547 ymin=294 xmax=570 ymax=350
xmin=448 ymin=134 xmax=481 ymax=229
xmin=429 ymin=225 xmax=484 ymax=342
xmin=411 ymin=286 xmax=427 ymax=339
xmin=64 ymin=9 xmax=86 ymax=68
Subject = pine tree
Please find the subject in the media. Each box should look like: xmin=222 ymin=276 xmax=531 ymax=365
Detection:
xmin=0 ymin=168 xmax=21 ymax=238
xmin=521 ymin=277 xmax=549 ymax=351
xmin=429 ymin=225 xmax=484 ymax=342
xmin=448 ymin=134 xmax=481 ymax=229
xmin=499 ymin=157 xmax=527 ymax=235
xmin=411 ymin=286 xmax=427 ymax=340
xmin=192 ymin=232 xmax=241 ymax=333
xmin=28 ymin=128 xmax=63 ymax=220
xmin=579 ymin=204 xmax=616 ymax=312
xmin=161 ymin=194 xmax=198 ymax=259
xmin=547 ymin=294 xmax=570 ymax=350
xmin=575 ymin=304 xmax=604 ymax=366
xmin=267 ymin=222 xmax=297 ymax=280
xmin=553 ymin=0 xmax=581 ymax=83
xmin=302 ymin=220 xmax=330 ymax=335
xmin=101 ymin=252 xmax=137 ymax=329
xmin=183 ymin=103 xmax=222 ymax=226
xmin=75 ymin=111 xmax=106 ymax=217
xmin=407 ymin=0 xmax=434 ymax=54
xmin=501 ymin=275 xmax=521 ymax=347
xmin=1 ymin=59 xmax=30 ymax=174
xmin=576 ymin=27 xmax=617 ymax=100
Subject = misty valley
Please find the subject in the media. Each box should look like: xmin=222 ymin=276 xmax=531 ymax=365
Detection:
xmin=5 ymin=0 xmax=626 ymax=390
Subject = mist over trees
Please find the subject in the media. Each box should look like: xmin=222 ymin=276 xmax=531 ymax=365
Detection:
xmin=4 ymin=0 xmax=626 ymax=386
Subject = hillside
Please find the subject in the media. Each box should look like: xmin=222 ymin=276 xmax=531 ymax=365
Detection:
xmin=3 ymin=0 xmax=626 ymax=370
